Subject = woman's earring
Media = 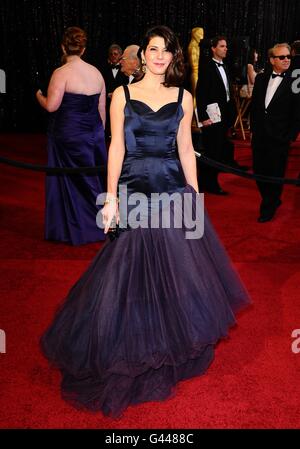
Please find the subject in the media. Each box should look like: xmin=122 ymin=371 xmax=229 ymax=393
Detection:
xmin=142 ymin=60 xmax=147 ymax=73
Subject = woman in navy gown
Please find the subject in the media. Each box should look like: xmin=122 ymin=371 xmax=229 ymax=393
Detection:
xmin=36 ymin=27 xmax=107 ymax=245
xmin=41 ymin=26 xmax=250 ymax=417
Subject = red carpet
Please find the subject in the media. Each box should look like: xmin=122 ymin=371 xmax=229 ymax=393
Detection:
xmin=0 ymin=133 xmax=300 ymax=428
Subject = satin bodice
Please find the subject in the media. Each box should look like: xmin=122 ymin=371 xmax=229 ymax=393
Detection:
xmin=48 ymin=92 xmax=103 ymax=136
xmin=119 ymin=85 xmax=186 ymax=197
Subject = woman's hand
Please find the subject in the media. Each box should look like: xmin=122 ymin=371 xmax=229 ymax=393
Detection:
xmin=36 ymin=89 xmax=43 ymax=100
xmin=202 ymin=119 xmax=213 ymax=127
xmin=101 ymin=200 xmax=119 ymax=234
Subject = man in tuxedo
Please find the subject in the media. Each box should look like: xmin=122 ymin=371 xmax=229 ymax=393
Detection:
xmin=120 ymin=45 xmax=144 ymax=84
xmin=101 ymin=44 xmax=129 ymax=140
xmin=102 ymin=44 xmax=129 ymax=94
xmin=290 ymin=41 xmax=300 ymax=185
xmin=195 ymin=36 xmax=239 ymax=195
xmin=251 ymin=43 xmax=300 ymax=222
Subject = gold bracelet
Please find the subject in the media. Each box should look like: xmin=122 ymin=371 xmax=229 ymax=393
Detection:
xmin=104 ymin=197 xmax=119 ymax=205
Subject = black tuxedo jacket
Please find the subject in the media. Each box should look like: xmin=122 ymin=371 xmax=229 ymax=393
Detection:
xmin=250 ymin=70 xmax=300 ymax=144
xmin=196 ymin=59 xmax=236 ymax=127
xmin=101 ymin=63 xmax=129 ymax=94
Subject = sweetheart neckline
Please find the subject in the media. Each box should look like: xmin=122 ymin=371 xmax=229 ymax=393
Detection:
xmin=129 ymin=99 xmax=178 ymax=113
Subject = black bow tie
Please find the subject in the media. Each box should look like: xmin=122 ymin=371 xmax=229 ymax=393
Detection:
xmin=111 ymin=64 xmax=120 ymax=69
xmin=271 ymin=73 xmax=285 ymax=78
xmin=215 ymin=61 xmax=224 ymax=67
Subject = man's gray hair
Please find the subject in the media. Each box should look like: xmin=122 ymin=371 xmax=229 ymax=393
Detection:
xmin=268 ymin=43 xmax=291 ymax=58
xmin=124 ymin=44 xmax=140 ymax=60
xmin=108 ymin=44 xmax=122 ymax=54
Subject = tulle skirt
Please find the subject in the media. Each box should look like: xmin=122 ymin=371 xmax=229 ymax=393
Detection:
xmin=41 ymin=186 xmax=250 ymax=417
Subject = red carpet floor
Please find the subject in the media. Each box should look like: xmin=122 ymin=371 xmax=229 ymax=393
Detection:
xmin=0 ymin=133 xmax=300 ymax=428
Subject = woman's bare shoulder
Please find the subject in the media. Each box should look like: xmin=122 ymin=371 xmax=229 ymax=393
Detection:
xmin=112 ymin=85 xmax=126 ymax=102
xmin=182 ymin=88 xmax=192 ymax=100
xmin=51 ymin=64 xmax=70 ymax=80
xmin=82 ymin=60 xmax=100 ymax=72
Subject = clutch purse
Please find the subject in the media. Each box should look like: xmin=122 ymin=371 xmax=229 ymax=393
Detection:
xmin=107 ymin=224 xmax=128 ymax=241
xmin=107 ymin=224 xmax=121 ymax=241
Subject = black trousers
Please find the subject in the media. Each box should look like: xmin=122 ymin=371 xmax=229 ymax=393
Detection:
xmin=252 ymin=135 xmax=289 ymax=211
xmin=199 ymin=122 xmax=234 ymax=191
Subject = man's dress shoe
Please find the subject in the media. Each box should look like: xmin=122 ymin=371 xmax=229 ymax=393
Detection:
xmin=257 ymin=200 xmax=282 ymax=223
xmin=257 ymin=211 xmax=275 ymax=223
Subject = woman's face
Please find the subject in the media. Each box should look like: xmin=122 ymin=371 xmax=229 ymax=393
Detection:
xmin=143 ymin=36 xmax=173 ymax=75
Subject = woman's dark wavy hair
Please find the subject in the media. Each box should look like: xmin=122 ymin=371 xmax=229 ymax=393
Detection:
xmin=248 ymin=48 xmax=258 ymax=65
xmin=139 ymin=25 xmax=185 ymax=87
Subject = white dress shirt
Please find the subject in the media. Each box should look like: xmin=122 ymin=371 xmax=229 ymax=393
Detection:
xmin=112 ymin=67 xmax=119 ymax=79
xmin=212 ymin=58 xmax=230 ymax=101
xmin=265 ymin=72 xmax=284 ymax=108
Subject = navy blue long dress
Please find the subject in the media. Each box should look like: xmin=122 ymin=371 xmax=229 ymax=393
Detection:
xmin=41 ymin=86 xmax=250 ymax=417
xmin=45 ymin=92 xmax=107 ymax=245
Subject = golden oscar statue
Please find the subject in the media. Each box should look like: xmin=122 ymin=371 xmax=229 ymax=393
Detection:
xmin=187 ymin=27 xmax=204 ymax=128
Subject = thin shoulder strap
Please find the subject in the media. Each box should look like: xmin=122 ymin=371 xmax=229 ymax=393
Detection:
xmin=123 ymin=84 xmax=130 ymax=102
xmin=177 ymin=86 xmax=184 ymax=104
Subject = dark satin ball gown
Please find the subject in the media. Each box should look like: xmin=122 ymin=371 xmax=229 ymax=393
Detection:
xmin=41 ymin=86 xmax=250 ymax=417
xmin=45 ymin=92 xmax=107 ymax=245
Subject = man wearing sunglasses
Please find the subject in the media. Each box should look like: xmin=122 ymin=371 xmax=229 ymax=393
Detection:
xmin=250 ymin=43 xmax=300 ymax=222
xmin=291 ymin=41 xmax=300 ymax=186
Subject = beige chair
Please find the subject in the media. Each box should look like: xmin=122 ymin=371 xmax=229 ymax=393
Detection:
xmin=233 ymin=84 xmax=251 ymax=140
